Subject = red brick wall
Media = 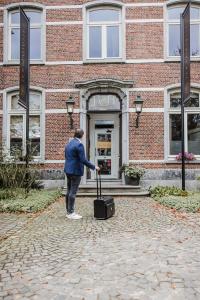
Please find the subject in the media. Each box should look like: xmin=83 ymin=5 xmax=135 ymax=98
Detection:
xmin=46 ymin=92 xmax=80 ymax=109
xmin=126 ymin=23 xmax=163 ymax=59
xmin=126 ymin=7 xmax=163 ymax=19
xmin=46 ymin=9 xmax=82 ymax=22
xmin=129 ymin=112 xmax=164 ymax=160
xmin=129 ymin=91 xmax=164 ymax=108
xmin=0 ymin=94 xmax=2 ymax=110
xmin=45 ymin=114 xmax=80 ymax=160
xmin=46 ymin=25 xmax=82 ymax=61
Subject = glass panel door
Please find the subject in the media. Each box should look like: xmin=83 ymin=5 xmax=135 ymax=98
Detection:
xmin=95 ymin=129 xmax=113 ymax=177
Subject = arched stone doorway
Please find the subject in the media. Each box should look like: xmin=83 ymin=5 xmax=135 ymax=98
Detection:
xmin=75 ymin=78 xmax=133 ymax=184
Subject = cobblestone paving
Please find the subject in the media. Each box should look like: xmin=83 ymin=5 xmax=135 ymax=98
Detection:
xmin=1 ymin=197 xmax=200 ymax=300
xmin=0 ymin=214 xmax=30 ymax=242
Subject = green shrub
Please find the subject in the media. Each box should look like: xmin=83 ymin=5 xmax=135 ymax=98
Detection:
xmin=0 ymin=189 xmax=62 ymax=213
xmin=154 ymin=194 xmax=200 ymax=213
xmin=149 ymin=185 xmax=188 ymax=198
xmin=0 ymin=145 xmax=43 ymax=190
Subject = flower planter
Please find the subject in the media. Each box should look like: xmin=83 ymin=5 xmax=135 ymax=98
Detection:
xmin=125 ymin=175 xmax=140 ymax=186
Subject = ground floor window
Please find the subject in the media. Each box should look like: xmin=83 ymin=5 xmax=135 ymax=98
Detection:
xmin=168 ymin=90 xmax=200 ymax=158
xmin=6 ymin=91 xmax=42 ymax=159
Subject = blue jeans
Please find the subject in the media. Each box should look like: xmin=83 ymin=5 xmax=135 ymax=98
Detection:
xmin=66 ymin=175 xmax=81 ymax=214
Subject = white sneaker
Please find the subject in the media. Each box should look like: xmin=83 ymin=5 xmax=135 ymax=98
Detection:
xmin=66 ymin=212 xmax=82 ymax=220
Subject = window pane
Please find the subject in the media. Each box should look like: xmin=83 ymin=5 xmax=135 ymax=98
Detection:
xmin=107 ymin=26 xmax=119 ymax=57
xmin=11 ymin=28 xmax=20 ymax=60
xmin=11 ymin=28 xmax=41 ymax=60
xmin=169 ymin=24 xmax=180 ymax=56
xmin=89 ymin=9 xmax=119 ymax=22
xmin=11 ymin=11 xmax=41 ymax=25
xmin=10 ymin=116 xmax=23 ymax=154
xmin=26 ymin=11 xmax=42 ymax=24
xmin=97 ymin=159 xmax=111 ymax=175
xmin=30 ymin=28 xmax=41 ymax=59
xmin=170 ymin=92 xmax=181 ymax=108
xmin=191 ymin=7 xmax=200 ymax=20
xmin=11 ymin=94 xmax=23 ymax=110
xmin=191 ymin=24 xmax=200 ymax=56
xmin=30 ymin=93 xmax=41 ymax=110
xmin=29 ymin=116 xmax=40 ymax=156
xmin=188 ymin=114 xmax=200 ymax=154
xmin=168 ymin=7 xmax=184 ymax=19
xmin=169 ymin=114 xmax=181 ymax=155
xmin=185 ymin=93 xmax=199 ymax=107
xmin=11 ymin=12 xmax=20 ymax=24
xmin=89 ymin=26 xmax=102 ymax=58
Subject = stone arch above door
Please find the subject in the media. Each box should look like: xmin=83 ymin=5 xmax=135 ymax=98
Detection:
xmin=75 ymin=78 xmax=133 ymax=111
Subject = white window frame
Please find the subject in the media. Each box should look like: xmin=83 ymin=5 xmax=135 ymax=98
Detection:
xmin=3 ymin=88 xmax=45 ymax=162
xmin=165 ymin=2 xmax=200 ymax=61
xmin=4 ymin=3 xmax=46 ymax=64
xmin=167 ymin=88 xmax=200 ymax=161
xmin=83 ymin=1 xmax=125 ymax=63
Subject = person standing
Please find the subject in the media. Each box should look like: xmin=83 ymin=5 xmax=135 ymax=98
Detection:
xmin=64 ymin=129 xmax=99 ymax=220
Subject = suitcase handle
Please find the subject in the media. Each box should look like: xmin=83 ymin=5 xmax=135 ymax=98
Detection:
xmin=96 ymin=170 xmax=102 ymax=199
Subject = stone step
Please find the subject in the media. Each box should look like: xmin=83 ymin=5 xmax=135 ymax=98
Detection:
xmin=78 ymin=185 xmax=142 ymax=194
xmin=76 ymin=191 xmax=150 ymax=197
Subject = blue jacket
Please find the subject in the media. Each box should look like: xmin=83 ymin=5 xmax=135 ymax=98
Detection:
xmin=64 ymin=138 xmax=95 ymax=176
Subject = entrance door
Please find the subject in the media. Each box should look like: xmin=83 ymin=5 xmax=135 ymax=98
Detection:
xmin=90 ymin=114 xmax=119 ymax=179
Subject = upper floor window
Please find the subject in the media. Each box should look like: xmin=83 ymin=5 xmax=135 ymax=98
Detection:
xmin=86 ymin=7 xmax=122 ymax=60
xmin=167 ymin=5 xmax=200 ymax=57
xmin=6 ymin=91 xmax=42 ymax=159
xmin=8 ymin=8 xmax=43 ymax=62
xmin=168 ymin=89 xmax=200 ymax=158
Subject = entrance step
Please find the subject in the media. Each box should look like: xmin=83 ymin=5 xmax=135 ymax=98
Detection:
xmin=62 ymin=185 xmax=150 ymax=197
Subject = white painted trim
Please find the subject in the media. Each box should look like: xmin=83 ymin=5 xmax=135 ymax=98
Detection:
xmin=125 ymin=3 xmax=164 ymax=7
xmin=129 ymin=160 xmax=165 ymax=163
xmin=5 ymin=2 xmax=45 ymax=10
xmin=45 ymin=109 xmax=80 ymax=114
xmin=0 ymin=62 xmax=3 ymax=65
xmin=129 ymin=87 xmax=164 ymax=92
xmin=46 ymin=5 xmax=82 ymax=9
xmin=45 ymin=59 xmax=164 ymax=65
xmin=126 ymin=59 xmax=164 ymax=63
xmin=46 ymin=61 xmax=83 ymax=65
xmin=45 ymin=160 xmax=65 ymax=163
xmin=46 ymin=21 xmax=83 ymax=26
xmin=0 ymin=23 xmax=3 ymax=27
xmin=126 ymin=19 xmax=163 ymax=23
xmin=129 ymin=108 xmax=164 ymax=113
xmin=0 ymin=110 xmax=3 ymax=114
xmin=0 ymin=7 xmax=4 ymax=10
xmin=46 ymin=89 xmax=79 ymax=93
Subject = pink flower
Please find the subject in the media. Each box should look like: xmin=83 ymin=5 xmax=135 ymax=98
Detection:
xmin=176 ymin=152 xmax=195 ymax=161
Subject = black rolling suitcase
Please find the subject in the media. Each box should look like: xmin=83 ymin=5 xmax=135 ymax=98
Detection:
xmin=94 ymin=171 xmax=115 ymax=220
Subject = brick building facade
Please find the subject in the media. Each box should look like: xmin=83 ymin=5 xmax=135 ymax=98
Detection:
xmin=0 ymin=0 xmax=200 ymax=189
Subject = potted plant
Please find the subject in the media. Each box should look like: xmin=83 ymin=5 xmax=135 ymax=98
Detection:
xmin=121 ymin=164 xmax=145 ymax=185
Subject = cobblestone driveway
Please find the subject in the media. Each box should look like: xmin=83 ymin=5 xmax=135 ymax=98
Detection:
xmin=1 ymin=197 xmax=200 ymax=300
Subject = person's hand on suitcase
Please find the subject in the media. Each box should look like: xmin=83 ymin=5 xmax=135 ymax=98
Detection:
xmin=95 ymin=166 xmax=100 ymax=172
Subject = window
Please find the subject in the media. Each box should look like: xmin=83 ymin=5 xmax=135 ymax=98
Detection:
xmin=7 ymin=91 xmax=42 ymax=158
xmin=167 ymin=5 xmax=200 ymax=57
xmin=8 ymin=8 xmax=43 ymax=62
xmin=86 ymin=7 xmax=122 ymax=60
xmin=168 ymin=89 xmax=200 ymax=158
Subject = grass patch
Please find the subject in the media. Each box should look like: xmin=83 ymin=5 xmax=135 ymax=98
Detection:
xmin=0 ymin=189 xmax=62 ymax=213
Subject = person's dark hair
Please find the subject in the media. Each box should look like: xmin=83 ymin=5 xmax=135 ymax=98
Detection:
xmin=74 ymin=129 xmax=84 ymax=139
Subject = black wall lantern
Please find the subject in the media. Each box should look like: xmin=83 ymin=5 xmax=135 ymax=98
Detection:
xmin=66 ymin=95 xmax=75 ymax=129
xmin=134 ymin=95 xmax=143 ymax=128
